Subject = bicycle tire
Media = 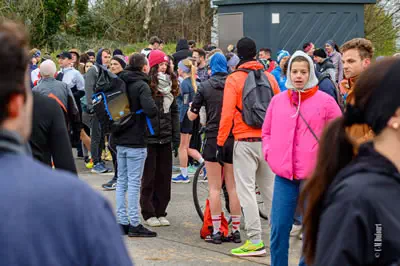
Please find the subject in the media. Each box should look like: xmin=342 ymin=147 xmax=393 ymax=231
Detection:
xmin=192 ymin=162 xmax=206 ymax=221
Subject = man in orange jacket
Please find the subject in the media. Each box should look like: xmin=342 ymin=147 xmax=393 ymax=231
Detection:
xmin=217 ymin=37 xmax=280 ymax=257
xmin=340 ymin=38 xmax=374 ymax=146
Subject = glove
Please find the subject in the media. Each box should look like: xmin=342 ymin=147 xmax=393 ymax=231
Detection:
xmin=216 ymin=145 xmax=224 ymax=166
xmin=173 ymin=142 xmax=179 ymax=158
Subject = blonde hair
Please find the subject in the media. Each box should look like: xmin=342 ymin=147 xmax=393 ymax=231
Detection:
xmin=181 ymin=58 xmax=198 ymax=92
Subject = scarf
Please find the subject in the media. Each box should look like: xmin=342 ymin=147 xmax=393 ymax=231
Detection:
xmin=157 ymin=73 xmax=174 ymax=113
xmin=287 ymin=85 xmax=319 ymax=117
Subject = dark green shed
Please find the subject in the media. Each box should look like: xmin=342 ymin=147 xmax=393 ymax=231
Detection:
xmin=214 ymin=0 xmax=376 ymax=55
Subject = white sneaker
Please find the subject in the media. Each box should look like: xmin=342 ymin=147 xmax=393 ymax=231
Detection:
xmin=158 ymin=217 xmax=170 ymax=226
xmin=290 ymin=224 xmax=302 ymax=238
xmin=145 ymin=217 xmax=161 ymax=227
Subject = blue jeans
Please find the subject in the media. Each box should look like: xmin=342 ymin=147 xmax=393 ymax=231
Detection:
xmin=116 ymin=146 xmax=147 ymax=227
xmin=270 ymin=176 xmax=306 ymax=266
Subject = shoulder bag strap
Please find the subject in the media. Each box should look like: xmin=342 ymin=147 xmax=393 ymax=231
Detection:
xmin=298 ymin=110 xmax=319 ymax=142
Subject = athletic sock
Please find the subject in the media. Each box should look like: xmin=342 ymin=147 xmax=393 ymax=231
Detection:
xmin=180 ymin=167 xmax=188 ymax=177
xmin=212 ymin=215 xmax=222 ymax=234
xmin=251 ymin=239 xmax=262 ymax=245
xmin=231 ymin=215 xmax=241 ymax=232
xmin=198 ymin=157 xmax=204 ymax=164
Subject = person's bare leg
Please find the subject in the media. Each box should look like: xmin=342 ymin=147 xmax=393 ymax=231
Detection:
xmin=80 ymin=129 xmax=91 ymax=152
xmin=206 ymin=161 xmax=223 ymax=234
xmin=206 ymin=161 xmax=223 ymax=215
xmin=186 ymin=134 xmax=203 ymax=162
xmin=178 ymin=134 xmax=190 ymax=177
xmin=224 ymin=163 xmax=242 ymax=234
xmin=224 ymin=163 xmax=241 ymax=215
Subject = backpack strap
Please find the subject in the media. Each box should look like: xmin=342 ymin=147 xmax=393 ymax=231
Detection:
xmin=233 ymin=68 xmax=253 ymax=113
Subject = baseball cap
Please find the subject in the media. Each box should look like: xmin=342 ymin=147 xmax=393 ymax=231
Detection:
xmin=56 ymin=51 xmax=72 ymax=59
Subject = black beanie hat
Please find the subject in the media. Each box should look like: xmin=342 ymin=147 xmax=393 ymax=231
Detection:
xmin=112 ymin=55 xmax=127 ymax=69
xmin=113 ymin=49 xmax=123 ymax=56
xmin=313 ymin=48 xmax=327 ymax=58
xmin=237 ymin=37 xmax=257 ymax=60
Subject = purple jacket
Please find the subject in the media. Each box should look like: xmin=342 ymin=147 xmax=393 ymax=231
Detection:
xmin=262 ymin=90 xmax=342 ymax=180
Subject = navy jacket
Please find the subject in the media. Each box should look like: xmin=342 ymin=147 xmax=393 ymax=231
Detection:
xmin=0 ymin=131 xmax=133 ymax=266
xmin=315 ymin=143 xmax=400 ymax=265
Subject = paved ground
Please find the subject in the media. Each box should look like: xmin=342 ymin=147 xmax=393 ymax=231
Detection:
xmin=77 ymin=159 xmax=302 ymax=266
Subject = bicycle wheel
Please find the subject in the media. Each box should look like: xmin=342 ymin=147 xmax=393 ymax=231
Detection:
xmin=193 ymin=162 xmax=207 ymax=221
xmin=256 ymin=186 xmax=269 ymax=220
xmin=192 ymin=163 xmax=231 ymax=223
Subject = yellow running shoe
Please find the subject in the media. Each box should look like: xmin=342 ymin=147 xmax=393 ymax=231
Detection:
xmin=231 ymin=240 xmax=266 ymax=257
xmin=85 ymin=160 xmax=94 ymax=169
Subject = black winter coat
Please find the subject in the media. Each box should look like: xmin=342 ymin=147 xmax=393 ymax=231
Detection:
xmin=147 ymin=95 xmax=180 ymax=146
xmin=113 ymin=69 xmax=158 ymax=148
xmin=316 ymin=57 xmax=335 ymax=73
xmin=191 ymin=73 xmax=228 ymax=138
xmin=172 ymin=39 xmax=191 ymax=71
xmin=314 ymin=142 xmax=400 ymax=266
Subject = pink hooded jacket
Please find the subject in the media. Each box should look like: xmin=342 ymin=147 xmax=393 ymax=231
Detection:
xmin=262 ymin=51 xmax=342 ymax=180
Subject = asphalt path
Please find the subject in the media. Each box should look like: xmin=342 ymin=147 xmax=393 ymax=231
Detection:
xmin=77 ymin=159 xmax=302 ymax=266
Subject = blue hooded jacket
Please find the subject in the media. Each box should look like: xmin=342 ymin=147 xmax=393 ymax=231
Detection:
xmin=271 ymin=66 xmax=287 ymax=92
xmin=96 ymin=48 xmax=104 ymax=66
xmin=210 ymin=53 xmax=228 ymax=76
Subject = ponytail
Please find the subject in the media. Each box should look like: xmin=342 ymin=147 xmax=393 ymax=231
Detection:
xmin=190 ymin=64 xmax=198 ymax=93
xmin=181 ymin=58 xmax=198 ymax=93
xmin=300 ymin=117 xmax=354 ymax=264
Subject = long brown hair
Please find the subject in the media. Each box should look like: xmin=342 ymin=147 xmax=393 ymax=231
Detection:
xmin=299 ymin=58 xmax=398 ymax=264
xmin=149 ymin=63 xmax=178 ymax=97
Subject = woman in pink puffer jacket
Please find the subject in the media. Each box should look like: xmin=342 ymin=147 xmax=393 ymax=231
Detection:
xmin=262 ymin=51 xmax=342 ymax=266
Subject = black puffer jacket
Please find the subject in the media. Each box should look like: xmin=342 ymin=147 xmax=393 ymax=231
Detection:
xmin=190 ymin=73 xmax=228 ymax=138
xmin=316 ymin=58 xmax=335 ymax=74
xmin=315 ymin=142 xmax=400 ymax=265
xmin=172 ymin=39 xmax=190 ymax=71
xmin=148 ymin=95 xmax=180 ymax=146
xmin=113 ymin=69 xmax=158 ymax=148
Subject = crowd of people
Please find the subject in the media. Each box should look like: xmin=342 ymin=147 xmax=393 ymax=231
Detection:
xmin=2 ymin=17 xmax=400 ymax=266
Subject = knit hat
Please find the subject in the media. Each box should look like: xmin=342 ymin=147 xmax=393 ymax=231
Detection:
xmin=113 ymin=49 xmax=124 ymax=56
xmin=40 ymin=60 xmax=57 ymax=77
xmin=325 ymin=40 xmax=336 ymax=49
xmin=112 ymin=55 xmax=127 ymax=69
xmin=210 ymin=53 xmax=228 ymax=76
xmin=236 ymin=37 xmax=257 ymax=60
xmin=277 ymin=50 xmax=290 ymax=64
xmin=148 ymin=50 xmax=169 ymax=68
xmin=313 ymin=48 xmax=327 ymax=59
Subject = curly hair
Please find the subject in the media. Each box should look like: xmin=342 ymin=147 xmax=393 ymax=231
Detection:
xmin=341 ymin=38 xmax=374 ymax=59
xmin=149 ymin=63 xmax=179 ymax=97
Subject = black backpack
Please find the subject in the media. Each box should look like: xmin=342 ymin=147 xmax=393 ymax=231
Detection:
xmin=235 ymin=69 xmax=273 ymax=128
xmin=92 ymin=65 xmax=132 ymax=134
xmin=318 ymin=72 xmax=344 ymax=112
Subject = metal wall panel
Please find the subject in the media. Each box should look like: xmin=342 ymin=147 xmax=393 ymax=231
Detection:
xmin=217 ymin=2 xmax=365 ymax=58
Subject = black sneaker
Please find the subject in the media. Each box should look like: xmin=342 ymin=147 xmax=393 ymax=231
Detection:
xmin=102 ymin=179 xmax=117 ymax=190
xmin=119 ymin=224 xmax=129 ymax=235
xmin=205 ymin=232 xmax=222 ymax=244
xmin=128 ymin=224 xmax=157 ymax=237
xmin=229 ymin=230 xmax=242 ymax=243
